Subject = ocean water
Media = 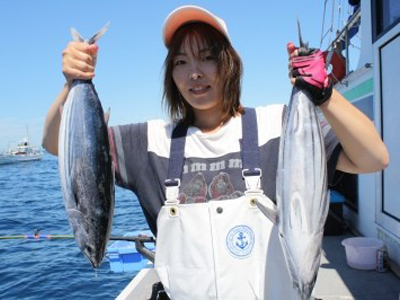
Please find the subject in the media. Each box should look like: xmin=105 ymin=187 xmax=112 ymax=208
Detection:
xmin=0 ymin=153 xmax=148 ymax=300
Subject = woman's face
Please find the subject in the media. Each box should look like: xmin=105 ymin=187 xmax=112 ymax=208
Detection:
xmin=172 ymin=38 xmax=223 ymax=114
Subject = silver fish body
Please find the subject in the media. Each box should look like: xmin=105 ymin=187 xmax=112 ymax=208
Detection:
xmin=276 ymin=86 xmax=329 ymax=299
xmin=59 ymin=79 xmax=114 ymax=268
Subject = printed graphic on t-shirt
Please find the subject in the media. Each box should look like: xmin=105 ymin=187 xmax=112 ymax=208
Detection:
xmin=209 ymin=172 xmax=243 ymax=200
xmin=179 ymin=173 xmax=207 ymax=204
xmin=179 ymin=170 xmax=244 ymax=203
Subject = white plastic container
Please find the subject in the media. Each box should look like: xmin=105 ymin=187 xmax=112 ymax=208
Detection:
xmin=341 ymin=237 xmax=384 ymax=270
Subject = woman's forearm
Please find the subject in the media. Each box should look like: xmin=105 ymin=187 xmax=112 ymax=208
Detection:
xmin=42 ymin=83 xmax=70 ymax=156
xmin=320 ymin=89 xmax=389 ymax=173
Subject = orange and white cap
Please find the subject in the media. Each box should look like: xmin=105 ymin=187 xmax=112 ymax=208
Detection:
xmin=162 ymin=5 xmax=230 ymax=48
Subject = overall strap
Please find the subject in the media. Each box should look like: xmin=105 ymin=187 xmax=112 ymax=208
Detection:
xmin=164 ymin=122 xmax=188 ymax=204
xmin=167 ymin=122 xmax=188 ymax=184
xmin=240 ymin=108 xmax=262 ymax=193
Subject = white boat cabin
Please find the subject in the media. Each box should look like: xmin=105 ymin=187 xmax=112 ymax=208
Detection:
xmin=323 ymin=0 xmax=400 ymax=272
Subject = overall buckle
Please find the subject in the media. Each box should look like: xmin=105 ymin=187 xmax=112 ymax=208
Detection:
xmin=164 ymin=178 xmax=181 ymax=205
xmin=242 ymin=168 xmax=262 ymax=194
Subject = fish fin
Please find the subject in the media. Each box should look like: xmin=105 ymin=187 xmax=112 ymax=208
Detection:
xmin=71 ymin=27 xmax=85 ymax=43
xmin=104 ymin=108 xmax=111 ymax=125
xmin=88 ymin=21 xmax=111 ymax=45
xmin=256 ymin=200 xmax=278 ymax=224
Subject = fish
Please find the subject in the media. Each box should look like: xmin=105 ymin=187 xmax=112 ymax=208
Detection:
xmin=276 ymin=21 xmax=329 ymax=300
xmin=58 ymin=23 xmax=114 ymax=268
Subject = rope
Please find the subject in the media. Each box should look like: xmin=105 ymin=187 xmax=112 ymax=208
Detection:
xmin=320 ymin=0 xmax=328 ymax=48
xmin=337 ymin=0 xmax=342 ymax=32
xmin=328 ymin=0 xmax=336 ymax=46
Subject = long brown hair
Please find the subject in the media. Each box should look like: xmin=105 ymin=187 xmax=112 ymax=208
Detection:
xmin=163 ymin=22 xmax=244 ymax=125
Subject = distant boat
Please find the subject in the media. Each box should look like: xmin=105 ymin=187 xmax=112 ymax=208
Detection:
xmin=0 ymin=137 xmax=43 ymax=165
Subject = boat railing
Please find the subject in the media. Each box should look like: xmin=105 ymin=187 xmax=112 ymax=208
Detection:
xmin=330 ymin=7 xmax=361 ymax=77
xmin=321 ymin=4 xmax=362 ymax=84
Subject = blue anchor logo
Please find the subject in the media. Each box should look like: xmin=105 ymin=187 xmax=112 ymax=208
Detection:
xmin=226 ymin=225 xmax=255 ymax=259
xmin=236 ymin=232 xmax=248 ymax=249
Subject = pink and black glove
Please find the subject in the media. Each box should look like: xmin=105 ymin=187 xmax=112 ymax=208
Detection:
xmin=288 ymin=43 xmax=333 ymax=106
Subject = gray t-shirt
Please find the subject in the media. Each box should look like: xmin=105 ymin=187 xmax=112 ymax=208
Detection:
xmin=109 ymin=105 xmax=341 ymax=235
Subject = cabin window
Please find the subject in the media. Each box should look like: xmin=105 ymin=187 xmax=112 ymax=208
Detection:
xmin=373 ymin=0 xmax=400 ymax=41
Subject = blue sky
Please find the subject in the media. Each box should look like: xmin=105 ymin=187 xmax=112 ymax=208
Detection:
xmin=0 ymin=0 xmax=353 ymax=150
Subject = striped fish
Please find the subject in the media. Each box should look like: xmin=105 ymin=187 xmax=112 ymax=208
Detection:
xmin=58 ymin=23 xmax=114 ymax=268
xmin=276 ymin=85 xmax=329 ymax=299
xmin=275 ymin=20 xmax=331 ymax=299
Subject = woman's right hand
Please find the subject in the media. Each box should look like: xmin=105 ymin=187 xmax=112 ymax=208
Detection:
xmin=62 ymin=42 xmax=98 ymax=86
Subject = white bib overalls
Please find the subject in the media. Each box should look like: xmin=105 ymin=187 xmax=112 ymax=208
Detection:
xmin=154 ymin=108 xmax=298 ymax=300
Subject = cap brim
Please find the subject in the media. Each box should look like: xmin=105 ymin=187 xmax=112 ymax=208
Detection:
xmin=162 ymin=6 xmax=229 ymax=47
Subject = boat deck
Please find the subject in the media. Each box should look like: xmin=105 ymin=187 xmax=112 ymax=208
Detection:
xmin=117 ymin=233 xmax=400 ymax=299
xmin=314 ymin=233 xmax=400 ymax=300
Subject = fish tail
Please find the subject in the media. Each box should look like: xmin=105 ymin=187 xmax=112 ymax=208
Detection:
xmin=88 ymin=22 xmax=110 ymax=44
xmin=70 ymin=22 xmax=110 ymax=45
xmin=71 ymin=27 xmax=85 ymax=43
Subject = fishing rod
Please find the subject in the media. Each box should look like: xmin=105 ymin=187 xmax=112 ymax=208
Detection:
xmin=0 ymin=234 xmax=74 ymax=240
xmin=0 ymin=233 xmax=155 ymax=243
xmin=0 ymin=231 xmax=157 ymax=262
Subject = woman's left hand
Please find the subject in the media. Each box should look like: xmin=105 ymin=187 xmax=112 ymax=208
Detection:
xmin=287 ymin=42 xmax=332 ymax=106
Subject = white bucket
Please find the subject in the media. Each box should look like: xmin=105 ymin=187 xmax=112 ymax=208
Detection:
xmin=341 ymin=237 xmax=383 ymax=270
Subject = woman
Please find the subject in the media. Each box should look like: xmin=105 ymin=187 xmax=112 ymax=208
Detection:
xmin=42 ymin=5 xmax=388 ymax=300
